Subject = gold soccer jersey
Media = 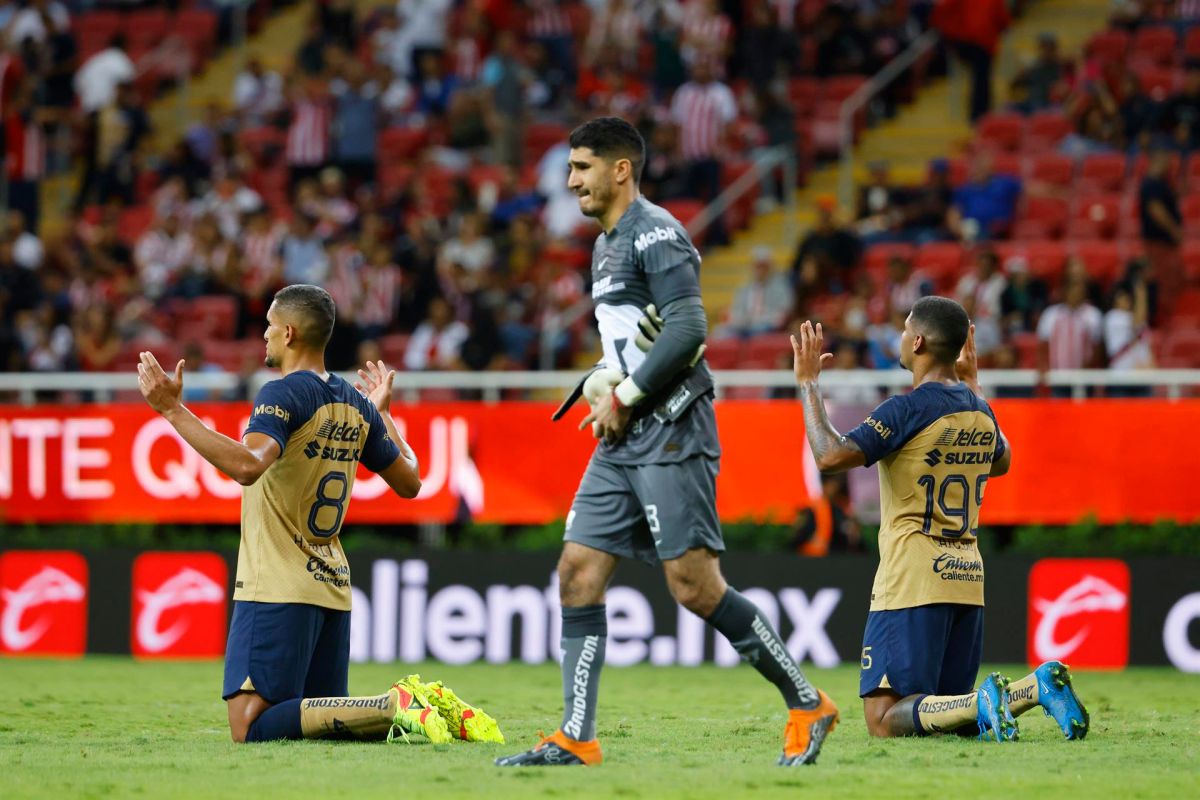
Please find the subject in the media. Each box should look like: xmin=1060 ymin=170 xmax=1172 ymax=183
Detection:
xmin=234 ymin=371 xmax=400 ymax=610
xmin=845 ymin=382 xmax=1006 ymax=611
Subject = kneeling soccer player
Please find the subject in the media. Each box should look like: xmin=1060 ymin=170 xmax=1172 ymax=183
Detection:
xmin=790 ymin=297 xmax=1089 ymax=741
xmin=137 ymin=285 xmax=501 ymax=744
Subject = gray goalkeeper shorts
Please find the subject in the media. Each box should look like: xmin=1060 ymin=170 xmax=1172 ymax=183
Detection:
xmin=564 ymin=454 xmax=724 ymax=565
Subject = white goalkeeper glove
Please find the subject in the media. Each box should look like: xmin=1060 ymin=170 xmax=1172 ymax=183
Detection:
xmin=634 ymin=303 xmax=706 ymax=367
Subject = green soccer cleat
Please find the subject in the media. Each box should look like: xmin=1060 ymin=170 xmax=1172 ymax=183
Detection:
xmin=387 ymin=676 xmax=452 ymax=744
xmin=420 ymin=676 xmax=506 ymax=743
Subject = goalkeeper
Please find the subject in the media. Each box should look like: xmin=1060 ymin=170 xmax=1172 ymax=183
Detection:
xmin=497 ymin=117 xmax=838 ymax=768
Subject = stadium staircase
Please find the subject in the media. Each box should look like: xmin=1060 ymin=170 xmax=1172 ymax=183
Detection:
xmin=698 ymin=0 xmax=1111 ymax=324
xmin=40 ymin=1 xmax=314 ymax=237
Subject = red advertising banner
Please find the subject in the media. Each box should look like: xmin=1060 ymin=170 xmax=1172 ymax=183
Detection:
xmin=131 ymin=552 xmax=228 ymax=659
xmin=0 ymin=550 xmax=88 ymax=657
xmin=0 ymin=400 xmax=1198 ymax=525
xmin=1028 ymin=558 xmax=1131 ymax=669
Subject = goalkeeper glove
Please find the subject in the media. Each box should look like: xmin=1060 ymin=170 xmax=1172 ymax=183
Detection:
xmin=634 ymin=303 xmax=706 ymax=367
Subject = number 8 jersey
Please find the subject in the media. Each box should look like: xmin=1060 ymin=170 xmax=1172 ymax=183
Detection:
xmin=845 ymin=382 xmax=1007 ymax=611
xmin=237 ymin=371 xmax=400 ymax=610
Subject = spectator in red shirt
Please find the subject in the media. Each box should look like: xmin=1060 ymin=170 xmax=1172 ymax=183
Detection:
xmin=932 ymin=0 xmax=1011 ymax=121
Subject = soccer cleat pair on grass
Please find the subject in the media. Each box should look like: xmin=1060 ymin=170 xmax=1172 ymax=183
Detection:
xmin=976 ymin=662 xmax=1090 ymax=743
xmin=494 ymin=690 xmax=841 ymax=768
xmin=387 ymin=674 xmax=505 ymax=745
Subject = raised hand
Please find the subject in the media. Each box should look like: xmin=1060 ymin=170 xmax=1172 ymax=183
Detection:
xmin=355 ymin=359 xmax=397 ymax=413
xmin=137 ymin=351 xmax=185 ymax=415
xmin=791 ymin=321 xmax=834 ymax=385
xmin=955 ymin=324 xmax=979 ymax=387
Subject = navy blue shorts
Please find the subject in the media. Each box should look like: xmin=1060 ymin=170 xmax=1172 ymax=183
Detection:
xmin=858 ymin=603 xmax=984 ymax=698
xmin=221 ymin=601 xmax=351 ymax=704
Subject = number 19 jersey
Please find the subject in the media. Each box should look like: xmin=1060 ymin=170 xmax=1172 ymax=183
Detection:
xmin=236 ymin=371 xmax=400 ymax=610
xmin=845 ymin=382 xmax=1006 ymax=611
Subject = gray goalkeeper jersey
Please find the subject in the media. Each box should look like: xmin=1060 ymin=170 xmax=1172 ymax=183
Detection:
xmin=589 ymin=196 xmax=719 ymax=466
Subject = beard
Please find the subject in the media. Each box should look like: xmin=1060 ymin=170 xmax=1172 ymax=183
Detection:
xmin=264 ymin=354 xmax=279 ymax=368
xmin=578 ymin=183 xmax=612 ymax=219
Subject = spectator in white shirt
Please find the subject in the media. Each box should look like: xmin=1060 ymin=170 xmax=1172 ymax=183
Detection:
xmin=74 ymin=34 xmax=135 ymax=113
xmin=954 ymin=249 xmax=1007 ymax=356
xmin=717 ymin=245 xmax=791 ymax=338
xmin=404 ymin=296 xmax=469 ymax=370
xmin=232 ymin=57 xmax=285 ymax=126
xmin=135 ymin=212 xmax=195 ymax=300
xmin=1037 ymin=278 xmax=1103 ymax=371
xmin=6 ymin=0 xmax=69 ymax=46
xmin=1105 ymin=282 xmax=1154 ymax=371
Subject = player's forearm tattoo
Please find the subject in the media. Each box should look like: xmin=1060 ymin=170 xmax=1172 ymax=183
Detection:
xmin=797 ymin=382 xmax=858 ymax=463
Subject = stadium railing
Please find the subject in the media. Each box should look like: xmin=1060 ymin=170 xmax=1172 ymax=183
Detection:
xmin=837 ymin=28 xmax=941 ymax=210
xmin=2 ymin=369 xmax=1198 ymax=405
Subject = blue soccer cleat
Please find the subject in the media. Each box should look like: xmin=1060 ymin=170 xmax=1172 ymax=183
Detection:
xmin=1034 ymin=661 xmax=1090 ymax=740
xmin=976 ymin=672 xmax=1019 ymax=742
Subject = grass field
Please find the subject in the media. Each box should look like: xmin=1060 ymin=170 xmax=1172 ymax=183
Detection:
xmin=1 ymin=658 xmax=1198 ymax=799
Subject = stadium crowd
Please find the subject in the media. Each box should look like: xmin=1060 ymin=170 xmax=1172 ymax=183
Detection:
xmin=726 ymin=1 xmax=1200 ymax=384
xmin=2 ymin=0 xmax=938 ymax=377
xmin=3 ymin=0 xmax=1197 ymax=385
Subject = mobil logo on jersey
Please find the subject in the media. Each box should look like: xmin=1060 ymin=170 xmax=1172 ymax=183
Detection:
xmin=131 ymin=552 xmax=228 ymax=658
xmin=1028 ymin=558 xmax=1130 ymax=668
xmin=0 ymin=550 xmax=88 ymax=656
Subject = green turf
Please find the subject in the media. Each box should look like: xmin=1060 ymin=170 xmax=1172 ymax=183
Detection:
xmin=0 ymin=659 xmax=1197 ymax=799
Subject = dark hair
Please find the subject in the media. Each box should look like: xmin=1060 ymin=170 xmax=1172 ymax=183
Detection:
xmin=910 ymin=296 xmax=970 ymax=364
xmin=274 ymin=284 xmax=336 ymax=350
xmin=568 ymin=116 xmax=645 ymax=183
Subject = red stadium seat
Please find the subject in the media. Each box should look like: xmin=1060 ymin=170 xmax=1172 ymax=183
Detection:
xmin=1071 ymin=194 xmax=1122 ymax=239
xmin=1130 ymin=151 xmax=1183 ymax=187
xmin=1086 ymin=30 xmax=1129 ymax=63
xmin=1183 ymin=241 xmax=1200 ymax=281
xmin=1069 ymin=240 xmax=1123 ymax=285
xmin=379 ymin=333 xmax=411 ymax=367
xmin=1187 ymin=27 xmax=1200 ymax=59
xmin=1018 ymin=195 xmax=1069 ymax=238
xmin=1159 ymin=329 xmax=1200 ymax=366
xmin=1181 ymin=194 xmax=1200 ymax=238
xmin=1172 ymin=289 xmax=1200 ymax=322
xmin=703 ymin=338 xmax=743 ymax=369
xmin=990 ymin=151 xmax=1023 ymax=178
xmin=1028 ymin=153 xmax=1074 ymax=187
xmin=863 ymin=243 xmax=915 ymax=277
xmin=180 ymin=296 xmax=239 ymax=342
xmin=1010 ymin=332 xmax=1041 ymax=368
xmin=659 ymin=199 xmax=705 ymax=236
xmin=1131 ymin=26 xmax=1178 ymax=66
xmin=238 ymin=127 xmax=286 ymax=163
xmin=117 ymin=206 xmax=155 ymax=245
xmin=1025 ymin=112 xmax=1073 ymax=150
xmin=174 ymin=10 xmax=219 ymax=61
xmin=523 ymin=122 xmax=570 ymax=163
xmin=741 ymin=334 xmax=790 ymax=369
xmin=787 ymin=77 xmax=822 ymax=113
xmin=378 ymin=127 xmax=429 ymax=161
xmin=1135 ymin=66 xmax=1180 ymax=98
xmin=127 ymin=9 xmax=171 ymax=49
xmin=914 ymin=242 xmax=965 ymax=287
xmin=1011 ymin=241 xmax=1068 ymax=285
xmin=1078 ymin=153 xmax=1127 ymax=192
xmin=976 ymin=113 xmax=1024 ymax=152
xmin=822 ymin=75 xmax=868 ymax=103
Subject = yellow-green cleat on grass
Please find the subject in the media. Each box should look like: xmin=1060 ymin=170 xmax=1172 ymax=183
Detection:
xmin=387 ymin=676 xmax=452 ymax=744
xmin=416 ymin=675 xmax=505 ymax=743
